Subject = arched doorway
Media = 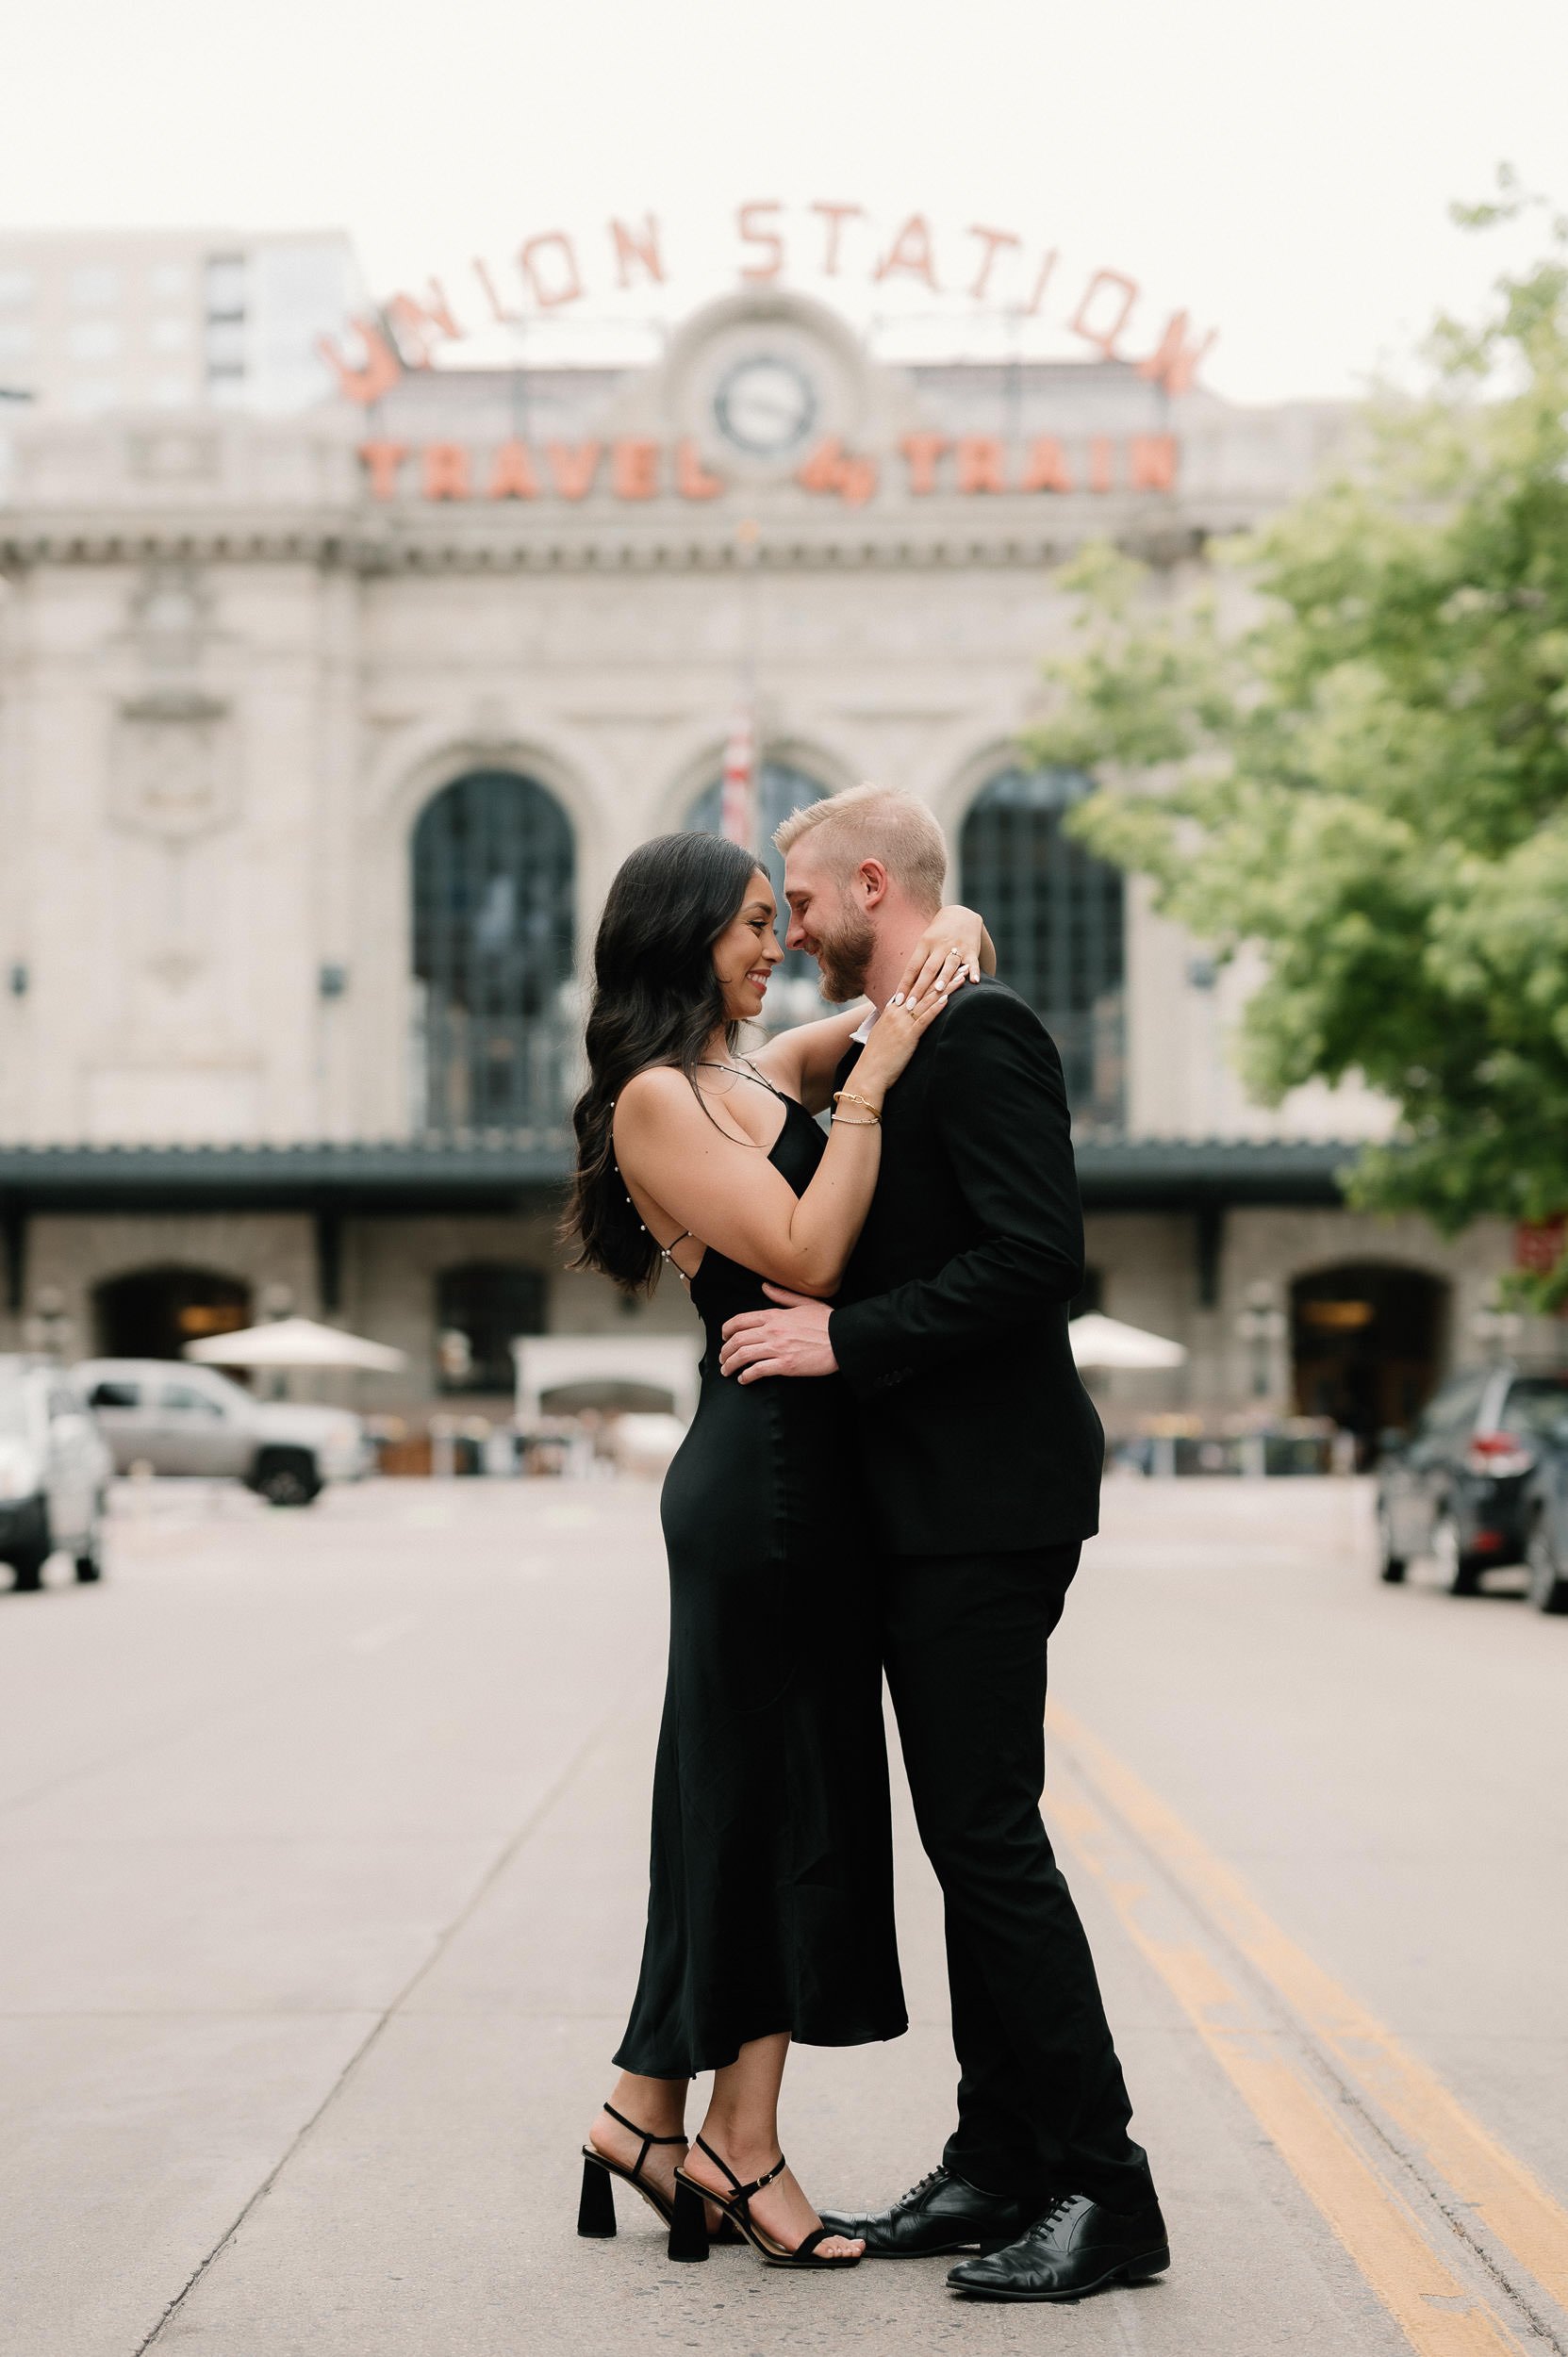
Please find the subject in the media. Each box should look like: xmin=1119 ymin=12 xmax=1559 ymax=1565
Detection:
xmin=435 ymin=1262 xmax=547 ymax=1394
xmin=685 ymin=760 xmax=832 ymax=1025
xmin=959 ymin=766 xmax=1126 ymax=1129
xmin=411 ymin=770 xmax=576 ymax=1133
xmin=1291 ymin=1263 xmax=1448 ymax=1459
xmin=94 ymin=1266 xmax=252 ymax=1361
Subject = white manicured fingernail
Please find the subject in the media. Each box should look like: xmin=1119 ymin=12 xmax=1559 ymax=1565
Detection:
xmin=890 ymin=992 xmax=904 ymax=1006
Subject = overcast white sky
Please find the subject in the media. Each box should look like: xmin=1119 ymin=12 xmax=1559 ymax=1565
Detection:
xmin=6 ymin=0 xmax=1563 ymax=404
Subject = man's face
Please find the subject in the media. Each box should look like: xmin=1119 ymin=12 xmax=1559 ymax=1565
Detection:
xmin=783 ymin=842 xmax=876 ymax=1004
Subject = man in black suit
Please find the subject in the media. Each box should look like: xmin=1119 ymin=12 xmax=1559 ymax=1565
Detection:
xmin=718 ymin=784 xmax=1166 ymax=2304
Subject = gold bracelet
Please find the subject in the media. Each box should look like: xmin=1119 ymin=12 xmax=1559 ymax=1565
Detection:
xmin=831 ymin=1112 xmax=881 ymax=1127
xmin=833 ymin=1090 xmax=883 ymax=1119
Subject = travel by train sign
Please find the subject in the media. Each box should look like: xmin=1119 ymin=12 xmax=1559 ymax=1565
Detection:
xmin=354 ymin=428 xmax=1180 ymax=506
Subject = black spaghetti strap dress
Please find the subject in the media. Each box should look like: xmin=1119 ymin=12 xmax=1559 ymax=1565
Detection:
xmin=614 ymin=1086 xmax=908 ymax=2077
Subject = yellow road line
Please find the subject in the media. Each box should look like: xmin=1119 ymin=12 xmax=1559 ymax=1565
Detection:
xmin=1053 ymin=1783 xmax=1529 ymax=2357
xmin=1052 ymin=1705 xmax=1568 ymax=2319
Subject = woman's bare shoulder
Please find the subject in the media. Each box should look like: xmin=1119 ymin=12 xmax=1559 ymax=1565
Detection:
xmin=615 ymin=1064 xmax=697 ymax=1125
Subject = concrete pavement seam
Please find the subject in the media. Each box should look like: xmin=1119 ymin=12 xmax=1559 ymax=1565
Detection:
xmin=1050 ymin=1721 xmax=1568 ymax=2357
xmin=131 ymin=1671 xmax=644 ymax=2356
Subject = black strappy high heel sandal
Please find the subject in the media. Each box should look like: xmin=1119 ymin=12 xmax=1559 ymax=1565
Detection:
xmin=578 ymin=2104 xmax=740 ymax=2252
xmin=668 ymin=2136 xmax=862 ymax=2269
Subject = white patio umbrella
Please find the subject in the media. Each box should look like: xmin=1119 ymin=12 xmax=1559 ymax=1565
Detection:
xmin=184 ymin=1315 xmax=406 ymax=1373
xmin=1068 ymin=1312 xmax=1187 ymax=1371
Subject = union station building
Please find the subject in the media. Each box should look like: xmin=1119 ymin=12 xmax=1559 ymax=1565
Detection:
xmin=0 ymin=277 xmax=1540 ymax=1440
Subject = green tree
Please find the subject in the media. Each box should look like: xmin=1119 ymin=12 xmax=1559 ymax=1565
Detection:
xmin=1029 ymin=178 xmax=1568 ymax=1304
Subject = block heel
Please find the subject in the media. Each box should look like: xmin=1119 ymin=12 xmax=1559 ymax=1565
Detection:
xmin=577 ymin=2153 xmax=618 ymax=2238
xmin=667 ymin=2177 xmax=711 ymax=2264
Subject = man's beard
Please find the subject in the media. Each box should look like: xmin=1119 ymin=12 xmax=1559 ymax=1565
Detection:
xmin=816 ymin=907 xmax=876 ymax=1005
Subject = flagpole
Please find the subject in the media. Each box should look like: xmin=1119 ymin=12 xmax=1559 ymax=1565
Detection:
xmin=720 ymin=515 xmax=762 ymax=855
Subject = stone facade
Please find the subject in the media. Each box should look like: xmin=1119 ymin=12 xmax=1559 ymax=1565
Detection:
xmin=0 ymin=288 xmax=1542 ymax=1428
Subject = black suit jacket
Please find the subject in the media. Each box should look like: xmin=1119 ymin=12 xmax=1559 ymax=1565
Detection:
xmin=827 ymin=978 xmax=1104 ymax=1555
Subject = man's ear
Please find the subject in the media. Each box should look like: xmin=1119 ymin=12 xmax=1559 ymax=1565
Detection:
xmin=857 ymin=857 xmax=891 ymax=908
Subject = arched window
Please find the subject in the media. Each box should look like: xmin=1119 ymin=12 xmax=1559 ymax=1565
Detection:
xmin=436 ymin=1262 xmax=547 ymax=1394
xmin=684 ymin=760 xmax=832 ymax=1023
xmin=959 ymin=766 xmax=1125 ymax=1129
xmin=411 ymin=771 xmax=575 ymax=1133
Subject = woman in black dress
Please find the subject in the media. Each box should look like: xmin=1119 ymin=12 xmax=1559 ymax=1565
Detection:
xmin=564 ymin=831 xmax=988 ymax=2270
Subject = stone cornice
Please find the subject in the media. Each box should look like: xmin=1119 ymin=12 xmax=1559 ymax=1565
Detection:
xmin=0 ymin=495 xmax=1269 ymax=575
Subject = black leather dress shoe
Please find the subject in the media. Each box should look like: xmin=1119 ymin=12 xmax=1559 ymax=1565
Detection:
xmin=947 ymin=2192 xmax=1170 ymax=2300
xmin=819 ymin=2166 xmax=1035 ymax=2259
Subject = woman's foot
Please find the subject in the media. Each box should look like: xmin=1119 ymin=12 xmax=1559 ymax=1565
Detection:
xmin=587 ymin=2104 xmax=687 ymax=2212
xmin=685 ymin=2129 xmax=865 ymax=2260
xmin=587 ymin=2102 xmax=731 ymax=2236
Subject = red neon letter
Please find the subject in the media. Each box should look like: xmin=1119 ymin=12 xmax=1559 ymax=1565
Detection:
xmin=546 ymin=441 xmax=602 ymax=500
xmin=1071 ymin=270 xmax=1140 ymax=359
xmin=676 ymin=438 xmax=724 ymax=501
xmin=736 ymin=201 xmax=784 ymax=283
xmin=874 ymin=213 xmax=940 ymax=292
xmin=357 ymin=441 xmax=407 ymax=499
xmin=488 ymin=441 xmax=539 ymax=500
xmin=1020 ymin=437 xmax=1072 ymax=493
xmin=966 ymin=225 xmax=1021 ymax=303
xmin=955 ymin=437 xmax=1006 ymax=493
xmin=1019 ymin=248 xmax=1059 ymax=319
xmin=811 ymin=202 xmax=865 ymax=275
xmin=611 ymin=438 xmax=660 ymax=500
xmin=900 ymin=434 xmax=948 ymax=494
xmin=422 ymin=443 xmax=471 ymax=501
xmin=520 ymin=231 xmax=584 ymax=310
xmin=610 ymin=214 xmax=665 ymax=289
xmin=320 ymin=319 xmax=402 ymax=406
xmin=472 ymin=255 xmax=523 ymax=325
xmin=1135 ymin=311 xmax=1217 ymax=395
xmin=1129 ymin=434 xmax=1178 ymax=491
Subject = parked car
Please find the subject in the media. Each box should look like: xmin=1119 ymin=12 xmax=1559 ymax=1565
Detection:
xmin=71 ymin=1360 xmax=369 ymax=1506
xmin=1518 ymin=1386 xmax=1568 ymax=1615
xmin=1375 ymin=1363 xmax=1568 ymax=1594
xmin=0 ymin=1355 xmax=113 ymax=1591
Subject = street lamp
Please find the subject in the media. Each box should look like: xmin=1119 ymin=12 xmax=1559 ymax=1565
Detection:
xmin=23 ymin=1285 xmax=75 ymax=1363
xmin=1235 ymin=1281 xmax=1288 ymax=1401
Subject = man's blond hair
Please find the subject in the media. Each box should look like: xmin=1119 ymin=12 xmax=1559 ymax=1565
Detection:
xmin=773 ymin=783 xmax=948 ymax=915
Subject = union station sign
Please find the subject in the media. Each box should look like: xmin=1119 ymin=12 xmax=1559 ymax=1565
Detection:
xmin=331 ymin=200 xmax=1211 ymax=509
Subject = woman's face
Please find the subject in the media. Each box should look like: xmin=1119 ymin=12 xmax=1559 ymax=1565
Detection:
xmin=711 ymin=871 xmax=784 ymax=1022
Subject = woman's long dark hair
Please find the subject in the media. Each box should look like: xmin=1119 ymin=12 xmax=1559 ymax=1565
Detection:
xmin=565 ymin=831 xmax=763 ymax=1293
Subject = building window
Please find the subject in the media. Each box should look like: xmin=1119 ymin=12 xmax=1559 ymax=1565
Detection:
xmin=0 ymin=323 xmax=32 ymax=361
xmin=204 ymin=255 xmax=247 ymax=319
xmin=959 ymin=766 xmax=1126 ymax=1130
xmin=66 ymin=379 xmax=121 ymax=414
xmin=0 ymin=268 xmax=34 ymax=308
xmin=411 ymin=770 xmax=577 ymax=1135
xmin=69 ymin=263 xmax=120 ymax=309
xmin=68 ymin=320 xmax=120 ymax=361
xmin=436 ymin=1263 xmax=547 ymax=1394
xmin=149 ymin=316 xmax=190 ymax=352
xmin=148 ymin=261 xmax=190 ymax=302
xmin=684 ymin=760 xmax=834 ymax=1024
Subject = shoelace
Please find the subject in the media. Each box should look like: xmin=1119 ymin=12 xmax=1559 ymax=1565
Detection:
xmin=1026 ymin=2194 xmax=1077 ymax=2241
xmin=901 ymin=2168 xmax=946 ymax=2206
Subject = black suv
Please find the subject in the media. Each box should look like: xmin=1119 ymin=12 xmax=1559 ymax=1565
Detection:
xmin=1376 ymin=1363 xmax=1568 ymax=1594
xmin=1519 ymin=1389 xmax=1568 ymax=1614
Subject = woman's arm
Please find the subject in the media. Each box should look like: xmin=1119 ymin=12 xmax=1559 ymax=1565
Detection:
xmin=756 ymin=903 xmax=996 ymax=1112
xmin=751 ymin=1004 xmax=871 ymax=1113
xmin=614 ymin=993 xmax=946 ymax=1296
xmin=891 ymin=904 xmax=996 ymax=1006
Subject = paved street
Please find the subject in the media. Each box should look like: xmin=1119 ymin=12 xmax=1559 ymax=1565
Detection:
xmin=3 ymin=1471 xmax=1566 ymax=2357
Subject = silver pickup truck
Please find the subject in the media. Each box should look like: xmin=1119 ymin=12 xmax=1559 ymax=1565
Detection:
xmin=72 ymin=1359 xmax=370 ymax=1506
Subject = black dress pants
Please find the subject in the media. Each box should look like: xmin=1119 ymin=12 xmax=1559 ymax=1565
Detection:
xmin=879 ymin=1543 xmax=1156 ymax=2209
